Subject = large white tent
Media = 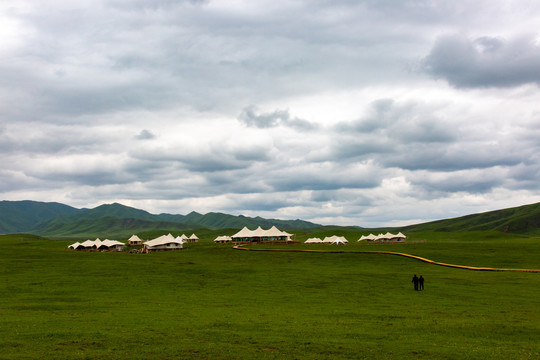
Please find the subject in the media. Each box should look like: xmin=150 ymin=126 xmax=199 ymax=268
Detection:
xmin=143 ymin=234 xmax=183 ymax=251
xmin=231 ymin=226 xmax=293 ymax=242
xmin=68 ymin=238 xmax=124 ymax=251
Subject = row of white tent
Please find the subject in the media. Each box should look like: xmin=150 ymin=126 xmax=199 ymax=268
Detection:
xmin=358 ymin=232 xmax=406 ymax=242
xmin=304 ymin=232 xmax=407 ymax=245
xmin=68 ymin=233 xmax=200 ymax=251
xmin=68 ymin=238 xmax=126 ymax=250
xmin=305 ymin=235 xmax=349 ymax=245
xmin=128 ymin=233 xmax=199 ymax=245
xmin=227 ymin=226 xmax=293 ymax=242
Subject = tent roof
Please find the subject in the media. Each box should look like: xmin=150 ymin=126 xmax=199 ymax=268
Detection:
xmin=144 ymin=235 xmax=183 ymax=247
xmin=128 ymin=234 xmax=143 ymax=242
xmin=101 ymin=239 xmax=124 ymax=247
xmin=231 ymin=226 xmax=253 ymax=238
xmin=80 ymin=240 xmax=96 ymax=247
xmin=189 ymin=233 xmax=199 ymax=239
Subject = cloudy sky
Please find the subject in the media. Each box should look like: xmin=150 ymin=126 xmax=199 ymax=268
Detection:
xmin=2 ymin=0 xmax=540 ymax=227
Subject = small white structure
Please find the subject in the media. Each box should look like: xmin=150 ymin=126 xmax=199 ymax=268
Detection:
xmin=69 ymin=238 xmax=124 ymax=251
xmin=143 ymin=234 xmax=183 ymax=251
xmin=214 ymin=236 xmax=232 ymax=243
xmin=180 ymin=234 xmax=189 ymax=242
xmin=321 ymin=235 xmax=348 ymax=244
xmin=331 ymin=236 xmax=348 ymax=245
xmin=304 ymin=237 xmax=323 ymax=244
xmin=188 ymin=233 xmax=199 ymax=243
xmin=128 ymin=234 xmax=143 ymax=246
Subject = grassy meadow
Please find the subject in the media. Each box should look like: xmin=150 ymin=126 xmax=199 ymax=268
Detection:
xmin=1 ymin=232 xmax=539 ymax=359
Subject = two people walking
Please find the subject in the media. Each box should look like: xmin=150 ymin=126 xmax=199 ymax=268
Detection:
xmin=412 ymin=274 xmax=424 ymax=291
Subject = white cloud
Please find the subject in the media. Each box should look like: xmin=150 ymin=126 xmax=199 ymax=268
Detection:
xmin=2 ymin=0 xmax=540 ymax=227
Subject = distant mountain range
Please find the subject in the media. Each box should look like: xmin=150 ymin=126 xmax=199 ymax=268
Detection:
xmin=0 ymin=201 xmax=321 ymax=238
xmin=1 ymin=200 xmax=540 ymax=238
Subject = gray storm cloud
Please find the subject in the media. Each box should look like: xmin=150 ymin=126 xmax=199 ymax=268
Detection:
xmin=238 ymin=106 xmax=318 ymax=131
xmin=423 ymin=34 xmax=540 ymax=88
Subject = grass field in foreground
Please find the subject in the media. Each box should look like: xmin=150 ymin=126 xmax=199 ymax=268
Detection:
xmin=1 ymin=233 xmax=539 ymax=359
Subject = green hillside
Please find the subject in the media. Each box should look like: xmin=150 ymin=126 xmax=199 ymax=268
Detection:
xmin=5 ymin=201 xmax=320 ymax=238
xmin=401 ymin=202 xmax=540 ymax=234
xmin=0 ymin=200 xmax=81 ymax=233
xmin=32 ymin=216 xmax=193 ymax=239
xmin=3 ymin=200 xmax=540 ymax=238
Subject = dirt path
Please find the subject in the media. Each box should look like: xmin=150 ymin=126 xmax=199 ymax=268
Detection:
xmin=233 ymin=245 xmax=540 ymax=273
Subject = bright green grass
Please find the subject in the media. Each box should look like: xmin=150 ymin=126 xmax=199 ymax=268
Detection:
xmin=1 ymin=233 xmax=539 ymax=359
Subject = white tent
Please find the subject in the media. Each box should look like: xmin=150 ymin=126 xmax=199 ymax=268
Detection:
xmin=214 ymin=236 xmax=232 ymax=243
xmin=143 ymin=235 xmax=183 ymax=251
xmin=231 ymin=227 xmax=253 ymax=240
xmin=79 ymin=239 xmax=98 ymax=249
xmin=180 ymin=234 xmax=189 ymax=242
xmin=304 ymin=237 xmax=323 ymax=244
xmin=128 ymin=234 xmax=143 ymax=245
xmin=363 ymin=233 xmax=377 ymax=242
xmin=231 ymin=226 xmax=292 ymax=242
xmin=322 ymin=236 xmax=335 ymax=243
xmin=100 ymin=239 xmax=125 ymax=250
xmin=72 ymin=238 xmax=125 ymax=251
xmin=331 ymin=236 xmax=348 ymax=245
xmin=68 ymin=242 xmax=81 ymax=249
xmin=189 ymin=233 xmax=199 ymax=242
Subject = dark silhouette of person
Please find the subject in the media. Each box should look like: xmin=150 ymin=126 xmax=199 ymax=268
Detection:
xmin=412 ymin=274 xmax=419 ymax=291
xmin=419 ymin=275 xmax=424 ymax=291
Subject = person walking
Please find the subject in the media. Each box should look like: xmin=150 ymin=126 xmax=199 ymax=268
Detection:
xmin=419 ymin=275 xmax=424 ymax=291
xmin=412 ymin=274 xmax=419 ymax=291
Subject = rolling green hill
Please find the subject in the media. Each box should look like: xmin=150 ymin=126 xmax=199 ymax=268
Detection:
xmin=1 ymin=201 xmax=320 ymax=238
xmin=401 ymin=202 xmax=540 ymax=234
xmin=0 ymin=200 xmax=81 ymax=233
xmin=3 ymin=200 xmax=540 ymax=238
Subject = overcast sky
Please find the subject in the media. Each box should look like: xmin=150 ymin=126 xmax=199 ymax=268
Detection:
xmin=2 ymin=0 xmax=540 ymax=227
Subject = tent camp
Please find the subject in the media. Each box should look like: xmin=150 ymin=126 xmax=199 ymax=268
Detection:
xmin=128 ymin=234 xmax=143 ymax=246
xmin=304 ymin=237 xmax=323 ymax=244
xmin=143 ymin=234 xmax=183 ymax=251
xmin=231 ymin=226 xmax=293 ymax=243
xmin=69 ymin=238 xmax=124 ymax=251
xmin=214 ymin=236 xmax=232 ymax=243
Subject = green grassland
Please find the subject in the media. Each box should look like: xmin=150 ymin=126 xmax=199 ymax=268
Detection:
xmin=1 ymin=233 xmax=539 ymax=359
